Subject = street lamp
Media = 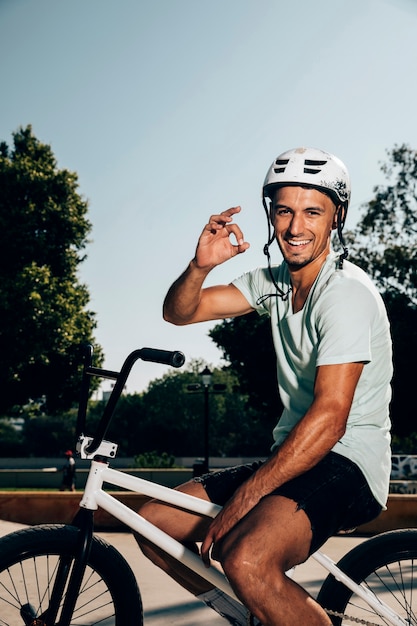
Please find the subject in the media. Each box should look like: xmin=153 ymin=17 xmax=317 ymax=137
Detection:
xmin=186 ymin=367 xmax=226 ymax=476
xmin=200 ymin=367 xmax=212 ymax=474
xmin=200 ymin=366 xmax=212 ymax=388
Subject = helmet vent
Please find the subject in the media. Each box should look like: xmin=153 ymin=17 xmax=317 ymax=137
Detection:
xmin=273 ymin=158 xmax=289 ymax=173
xmin=303 ymin=159 xmax=327 ymax=175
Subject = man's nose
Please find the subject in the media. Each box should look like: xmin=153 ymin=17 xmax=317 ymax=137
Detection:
xmin=288 ymin=213 xmax=304 ymax=235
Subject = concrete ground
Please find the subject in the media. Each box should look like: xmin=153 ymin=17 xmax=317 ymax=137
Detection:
xmin=0 ymin=519 xmax=366 ymax=625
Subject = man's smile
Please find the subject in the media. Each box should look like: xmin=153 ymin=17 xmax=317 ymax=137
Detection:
xmin=286 ymin=238 xmax=311 ymax=247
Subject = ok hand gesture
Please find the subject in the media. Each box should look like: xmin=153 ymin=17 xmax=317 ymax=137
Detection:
xmin=194 ymin=206 xmax=250 ymax=271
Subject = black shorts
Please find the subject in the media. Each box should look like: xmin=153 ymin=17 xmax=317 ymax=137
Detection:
xmin=194 ymin=451 xmax=382 ymax=554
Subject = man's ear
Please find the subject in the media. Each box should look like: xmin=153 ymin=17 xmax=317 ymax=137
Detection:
xmin=332 ymin=205 xmax=345 ymax=230
xmin=331 ymin=210 xmax=338 ymax=230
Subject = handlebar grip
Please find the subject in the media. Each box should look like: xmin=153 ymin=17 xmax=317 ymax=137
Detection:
xmin=139 ymin=348 xmax=185 ymax=368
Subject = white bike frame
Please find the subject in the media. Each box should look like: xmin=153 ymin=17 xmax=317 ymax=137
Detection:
xmin=79 ymin=458 xmax=406 ymax=626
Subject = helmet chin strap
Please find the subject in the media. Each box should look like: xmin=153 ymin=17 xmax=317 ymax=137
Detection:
xmin=257 ymin=198 xmax=292 ymax=304
xmin=261 ymin=238 xmax=292 ymax=303
xmin=336 ymin=205 xmax=349 ymax=269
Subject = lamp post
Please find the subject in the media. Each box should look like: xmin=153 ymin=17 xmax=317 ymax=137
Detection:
xmin=200 ymin=366 xmax=212 ymax=474
xmin=187 ymin=368 xmax=226 ymax=477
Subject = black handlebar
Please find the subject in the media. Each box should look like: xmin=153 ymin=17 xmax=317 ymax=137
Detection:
xmin=76 ymin=345 xmax=185 ymax=456
xmin=138 ymin=347 xmax=185 ymax=368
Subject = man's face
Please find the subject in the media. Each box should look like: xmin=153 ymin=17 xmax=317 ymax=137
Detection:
xmin=271 ymin=186 xmax=338 ymax=270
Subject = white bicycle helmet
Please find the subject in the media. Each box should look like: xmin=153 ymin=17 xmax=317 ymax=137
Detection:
xmin=262 ymin=147 xmax=351 ymax=208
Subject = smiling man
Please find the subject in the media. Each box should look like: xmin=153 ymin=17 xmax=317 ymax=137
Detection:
xmin=136 ymin=148 xmax=393 ymax=626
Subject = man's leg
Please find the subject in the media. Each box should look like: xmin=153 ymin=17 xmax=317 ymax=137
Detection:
xmin=135 ymin=479 xmax=214 ymax=595
xmin=136 ymin=479 xmax=252 ymax=624
xmin=217 ymin=494 xmax=332 ymax=626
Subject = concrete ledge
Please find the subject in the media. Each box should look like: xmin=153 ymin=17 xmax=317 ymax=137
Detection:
xmin=0 ymin=468 xmax=193 ymax=490
xmin=0 ymin=492 xmax=150 ymax=529
xmin=357 ymin=494 xmax=417 ymax=534
xmin=1 ymin=492 xmax=417 ymax=533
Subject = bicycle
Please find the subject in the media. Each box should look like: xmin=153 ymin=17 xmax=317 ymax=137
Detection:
xmin=0 ymin=345 xmax=416 ymax=626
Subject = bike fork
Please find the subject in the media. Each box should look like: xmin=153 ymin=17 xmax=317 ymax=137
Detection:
xmin=36 ymin=509 xmax=95 ymax=626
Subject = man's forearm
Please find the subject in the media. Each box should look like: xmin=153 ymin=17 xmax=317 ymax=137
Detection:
xmin=254 ymin=415 xmax=342 ymax=496
xmin=163 ymin=259 xmax=211 ymax=325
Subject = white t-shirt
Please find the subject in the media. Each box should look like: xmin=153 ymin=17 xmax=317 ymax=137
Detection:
xmin=232 ymin=251 xmax=393 ymax=507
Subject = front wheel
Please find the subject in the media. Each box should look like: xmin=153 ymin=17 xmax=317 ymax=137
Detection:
xmin=317 ymin=529 xmax=417 ymax=625
xmin=0 ymin=524 xmax=143 ymax=625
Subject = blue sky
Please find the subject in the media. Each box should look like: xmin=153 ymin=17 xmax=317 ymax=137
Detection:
xmin=1 ymin=0 xmax=417 ymax=393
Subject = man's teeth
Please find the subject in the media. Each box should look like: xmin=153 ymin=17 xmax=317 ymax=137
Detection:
xmin=288 ymin=240 xmax=309 ymax=246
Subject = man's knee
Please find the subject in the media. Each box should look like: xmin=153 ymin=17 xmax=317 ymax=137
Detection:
xmin=216 ymin=501 xmax=311 ymax=592
xmin=219 ymin=531 xmax=272 ymax=587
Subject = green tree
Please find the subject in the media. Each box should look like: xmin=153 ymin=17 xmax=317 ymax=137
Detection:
xmin=0 ymin=418 xmax=24 ymax=457
xmin=346 ymin=144 xmax=417 ymax=303
xmin=22 ymin=409 xmax=79 ymax=456
xmin=91 ymin=360 xmax=270 ymax=458
xmin=346 ymin=144 xmax=417 ymax=436
xmin=0 ymin=126 xmax=103 ymax=412
xmin=209 ymin=312 xmax=281 ymax=430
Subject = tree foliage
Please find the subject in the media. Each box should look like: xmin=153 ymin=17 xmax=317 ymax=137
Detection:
xmin=0 ymin=405 xmax=79 ymax=458
xmin=0 ymin=356 xmax=273 ymax=458
xmin=346 ymin=144 xmax=417 ymax=304
xmin=346 ymin=144 xmax=417 ymax=436
xmin=88 ymin=359 xmax=272 ymax=457
xmin=209 ymin=312 xmax=281 ymax=429
xmin=0 ymin=126 xmax=103 ymax=412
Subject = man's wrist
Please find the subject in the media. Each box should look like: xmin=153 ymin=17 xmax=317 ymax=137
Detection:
xmin=189 ymin=257 xmax=213 ymax=276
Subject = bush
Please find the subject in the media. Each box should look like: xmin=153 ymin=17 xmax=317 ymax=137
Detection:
xmin=133 ymin=451 xmax=177 ymax=468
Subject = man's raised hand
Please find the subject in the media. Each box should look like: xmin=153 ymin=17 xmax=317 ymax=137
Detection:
xmin=194 ymin=206 xmax=250 ymax=270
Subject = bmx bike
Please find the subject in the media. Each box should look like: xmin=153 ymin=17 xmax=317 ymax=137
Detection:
xmin=0 ymin=345 xmax=416 ymax=625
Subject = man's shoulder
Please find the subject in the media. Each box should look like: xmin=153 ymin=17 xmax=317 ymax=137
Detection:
xmin=314 ymin=256 xmax=386 ymax=321
xmin=319 ymin=255 xmax=378 ymax=294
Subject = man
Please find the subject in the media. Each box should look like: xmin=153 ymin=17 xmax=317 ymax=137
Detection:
xmin=60 ymin=449 xmax=76 ymax=492
xmin=137 ymin=148 xmax=392 ymax=625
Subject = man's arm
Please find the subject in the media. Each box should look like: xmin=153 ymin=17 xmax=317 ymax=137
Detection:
xmin=163 ymin=262 xmax=253 ymax=325
xmin=163 ymin=206 xmax=253 ymax=325
xmin=201 ymin=360 xmax=365 ymax=564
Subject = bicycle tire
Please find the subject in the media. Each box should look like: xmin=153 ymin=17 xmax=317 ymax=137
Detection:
xmin=317 ymin=529 xmax=417 ymax=625
xmin=0 ymin=524 xmax=143 ymax=625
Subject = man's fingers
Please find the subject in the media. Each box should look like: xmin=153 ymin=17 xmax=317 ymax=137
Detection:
xmin=200 ymin=534 xmax=213 ymax=567
xmin=206 ymin=206 xmax=241 ymax=229
xmin=225 ymin=222 xmax=246 ymax=246
xmin=204 ymin=219 xmax=246 ymax=247
xmin=206 ymin=215 xmax=232 ymax=232
xmin=221 ymin=205 xmax=241 ymax=218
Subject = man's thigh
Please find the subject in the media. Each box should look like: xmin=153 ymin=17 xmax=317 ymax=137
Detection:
xmin=217 ymin=494 xmax=313 ymax=572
